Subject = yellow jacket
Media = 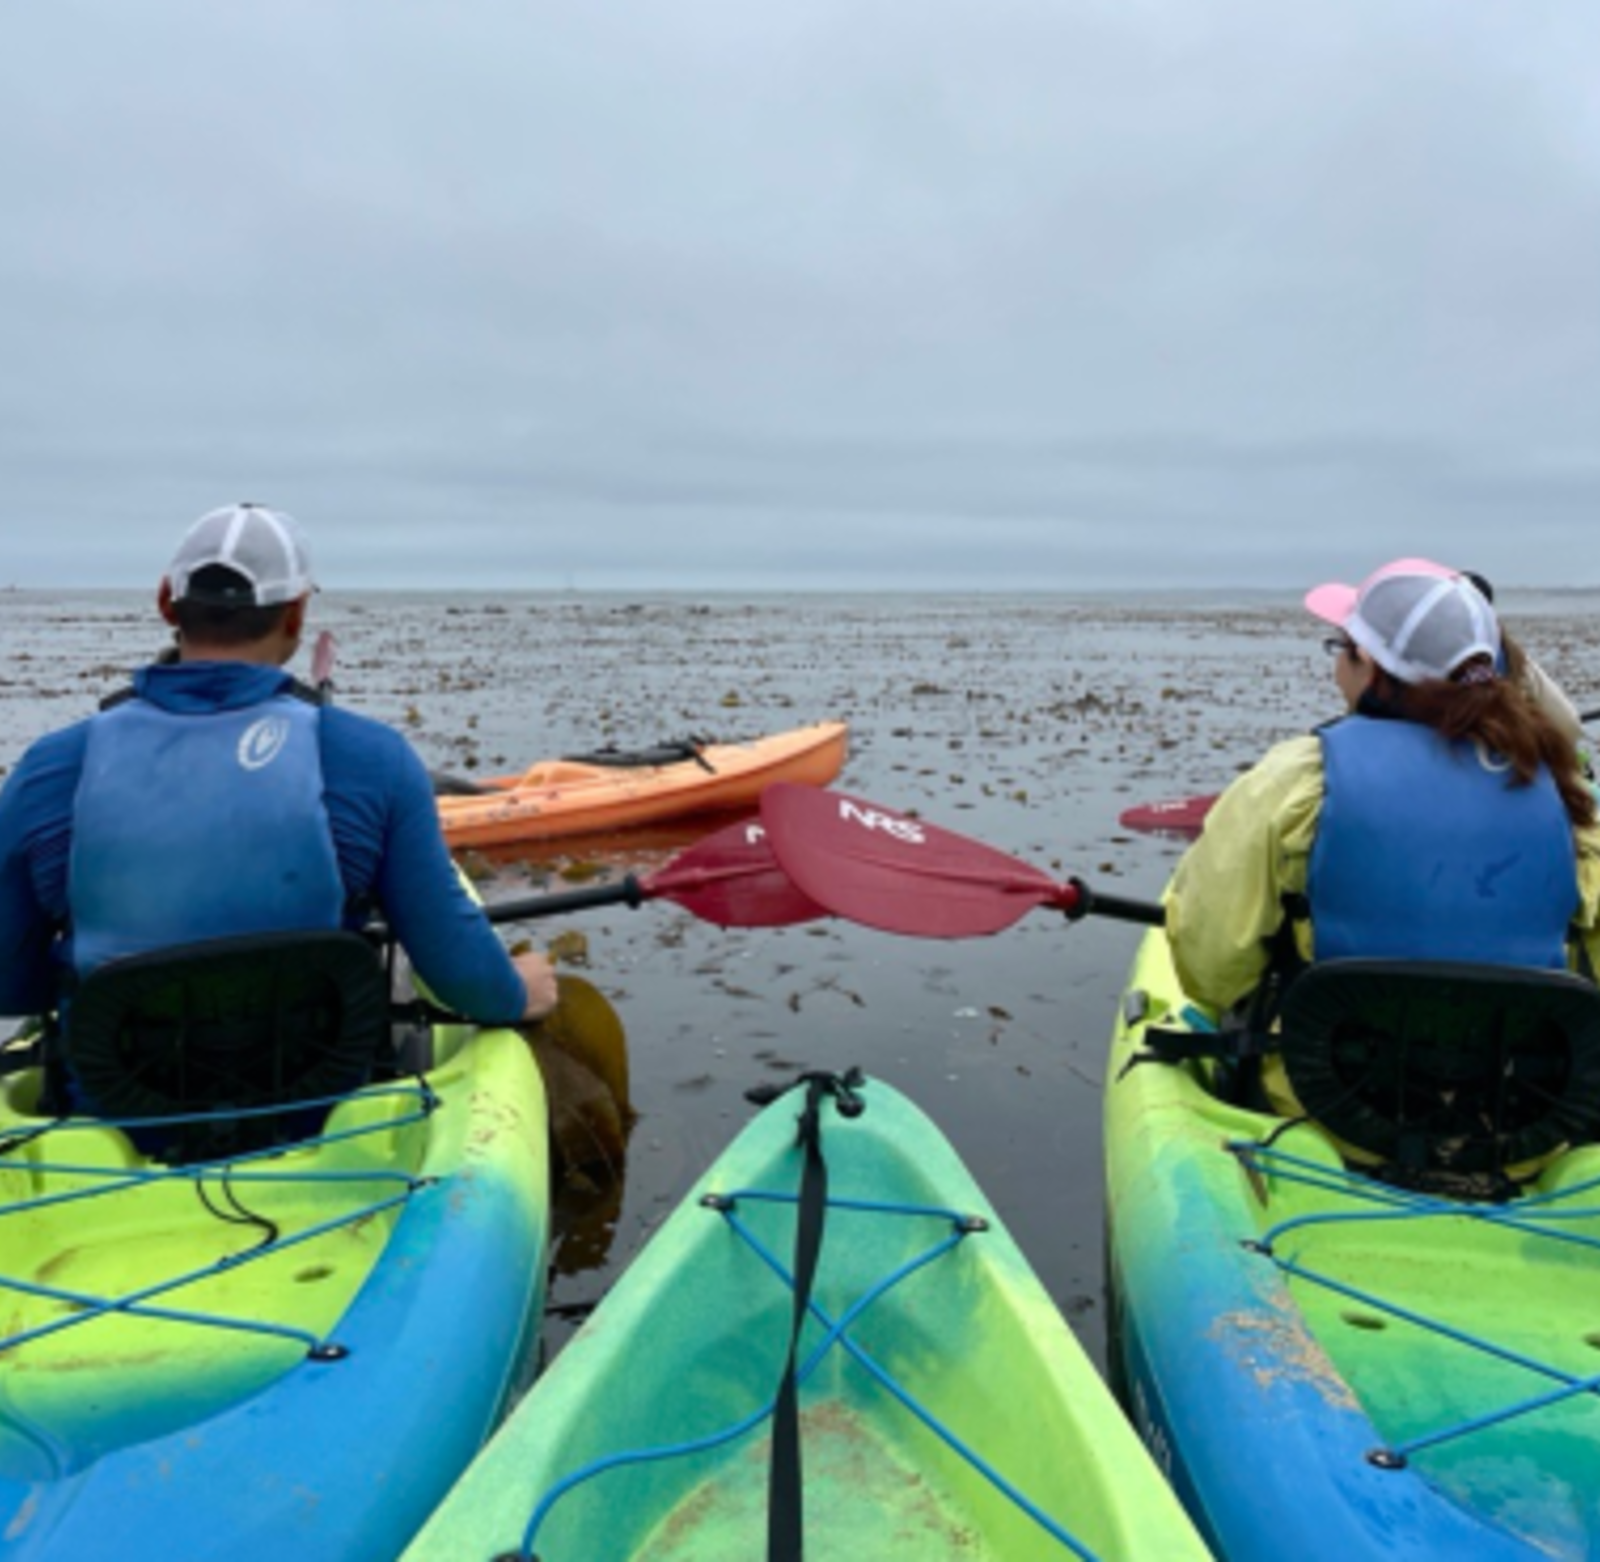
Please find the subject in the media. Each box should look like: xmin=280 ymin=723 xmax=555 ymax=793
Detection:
xmin=1164 ymin=732 xmax=1600 ymax=1017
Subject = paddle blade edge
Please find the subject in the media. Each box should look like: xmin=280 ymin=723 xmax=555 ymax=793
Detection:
xmin=760 ymin=784 xmax=1062 ymax=938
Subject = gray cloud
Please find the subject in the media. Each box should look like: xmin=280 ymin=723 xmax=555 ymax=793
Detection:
xmin=3 ymin=1 xmax=1597 ymax=589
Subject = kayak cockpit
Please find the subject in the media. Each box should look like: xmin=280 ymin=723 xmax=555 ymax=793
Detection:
xmin=1109 ymin=928 xmax=1600 ymax=1559
xmin=0 ymin=930 xmax=445 ymax=1475
xmin=0 ymin=1078 xmax=436 ymax=1476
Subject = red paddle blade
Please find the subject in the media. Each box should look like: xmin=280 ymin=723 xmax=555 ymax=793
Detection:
xmin=1117 ymin=794 xmax=1216 ymax=837
xmin=759 ymin=785 xmax=1071 ymax=938
xmin=640 ymin=817 xmax=824 ymax=928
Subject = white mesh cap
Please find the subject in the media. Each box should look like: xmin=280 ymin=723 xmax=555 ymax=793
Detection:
xmin=1306 ymin=561 xmax=1500 ymax=685
xmin=167 ymin=503 xmax=315 ymax=607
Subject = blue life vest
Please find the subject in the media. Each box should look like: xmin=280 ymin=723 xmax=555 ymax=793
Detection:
xmin=1309 ymin=716 xmax=1576 ymax=968
xmin=69 ymin=691 xmax=344 ymax=976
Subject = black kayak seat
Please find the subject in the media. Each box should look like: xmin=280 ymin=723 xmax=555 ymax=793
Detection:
xmin=1278 ymin=959 xmax=1600 ymax=1177
xmin=64 ymin=930 xmax=391 ymax=1164
xmin=561 ymin=736 xmax=715 ymax=771
xmin=429 ymin=735 xmax=717 ymax=796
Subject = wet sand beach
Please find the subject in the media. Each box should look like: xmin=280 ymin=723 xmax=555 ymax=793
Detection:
xmin=4 ymin=586 xmax=1598 ymax=1369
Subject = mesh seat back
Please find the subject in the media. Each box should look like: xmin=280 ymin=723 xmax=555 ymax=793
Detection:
xmin=1279 ymin=959 xmax=1600 ymax=1176
xmin=66 ymin=931 xmax=390 ymax=1163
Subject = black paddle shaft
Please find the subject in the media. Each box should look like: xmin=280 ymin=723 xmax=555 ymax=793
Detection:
xmin=1065 ymin=879 xmax=1166 ymax=927
xmin=365 ymin=875 xmax=646 ymax=944
xmin=480 ymin=876 xmax=646 ymax=925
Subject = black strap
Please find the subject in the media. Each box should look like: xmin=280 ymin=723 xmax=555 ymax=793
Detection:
xmin=1134 ymin=1023 xmax=1279 ymax=1064
xmin=744 ymin=1068 xmax=864 ymax=1562
xmin=100 ymin=675 xmax=323 ymax=713
xmin=560 ymin=733 xmax=719 ymax=774
xmin=1121 ymin=897 xmax=1308 ymax=1080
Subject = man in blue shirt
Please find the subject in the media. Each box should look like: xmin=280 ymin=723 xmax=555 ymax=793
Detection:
xmin=0 ymin=502 xmax=557 ymax=1031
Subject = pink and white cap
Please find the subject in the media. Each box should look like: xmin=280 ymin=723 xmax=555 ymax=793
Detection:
xmin=167 ymin=503 xmax=315 ymax=607
xmin=1305 ymin=558 xmax=1500 ymax=685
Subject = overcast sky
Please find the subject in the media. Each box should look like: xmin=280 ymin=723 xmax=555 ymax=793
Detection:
xmin=3 ymin=2 xmax=1597 ymax=591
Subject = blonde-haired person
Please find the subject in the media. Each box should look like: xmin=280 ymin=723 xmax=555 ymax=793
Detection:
xmin=1164 ymin=560 xmax=1600 ymax=1144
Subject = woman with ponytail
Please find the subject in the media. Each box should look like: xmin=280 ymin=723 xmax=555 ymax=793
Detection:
xmin=1164 ymin=559 xmax=1600 ymax=1049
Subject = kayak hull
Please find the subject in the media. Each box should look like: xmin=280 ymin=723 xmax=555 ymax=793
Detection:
xmin=0 ymin=1023 xmax=550 ymax=1562
xmin=436 ymin=722 xmax=848 ymax=848
xmin=406 ymin=1074 xmax=1210 ymax=1561
xmin=1105 ymin=928 xmax=1600 ymax=1561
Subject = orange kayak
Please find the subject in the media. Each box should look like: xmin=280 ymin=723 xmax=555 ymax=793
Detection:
xmin=435 ymin=722 xmax=848 ymax=849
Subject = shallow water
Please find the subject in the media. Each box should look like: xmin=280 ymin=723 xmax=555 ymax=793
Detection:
xmin=4 ymin=585 xmax=1599 ymax=1368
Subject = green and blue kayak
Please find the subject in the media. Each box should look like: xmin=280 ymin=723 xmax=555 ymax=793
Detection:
xmin=406 ymin=1071 xmax=1210 ymax=1562
xmin=1106 ymin=927 xmax=1600 ymax=1560
xmin=0 ymin=1013 xmax=549 ymax=1561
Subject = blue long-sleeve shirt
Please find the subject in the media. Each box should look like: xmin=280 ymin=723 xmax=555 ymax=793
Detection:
xmin=0 ymin=662 xmax=527 ymax=1023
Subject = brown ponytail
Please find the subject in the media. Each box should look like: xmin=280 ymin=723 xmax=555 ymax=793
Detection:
xmin=1381 ymin=658 xmax=1596 ymax=830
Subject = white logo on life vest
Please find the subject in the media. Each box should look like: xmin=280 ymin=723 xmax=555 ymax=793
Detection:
xmin=838 ymin=798 xmax=925 ymax=845
xmin=239 ymin=716 xmax=291 ymax=771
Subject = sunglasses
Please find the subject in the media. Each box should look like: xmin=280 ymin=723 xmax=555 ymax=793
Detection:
xmin=1321 ymin=635 xmax=1358 ymax=659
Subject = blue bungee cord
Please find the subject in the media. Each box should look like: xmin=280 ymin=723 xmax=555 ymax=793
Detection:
xmin=0 ymin=1081 xmax=438 ymax=1358
xmin=1234 ymin=1138 xmax=1600 ymax=1467
xmin=510 ymin=1185 xmax=1098 ymax=1562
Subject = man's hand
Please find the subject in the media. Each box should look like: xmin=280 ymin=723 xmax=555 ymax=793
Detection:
xmin=514 ymin=950 xmax=560 ymax=1021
